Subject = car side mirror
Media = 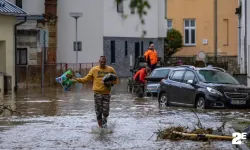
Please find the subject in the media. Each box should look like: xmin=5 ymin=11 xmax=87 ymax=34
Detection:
xmin=187 ymin=80 xmax=194 ymax=84
xmin=164 ymin=75 xmax=169 ymax=79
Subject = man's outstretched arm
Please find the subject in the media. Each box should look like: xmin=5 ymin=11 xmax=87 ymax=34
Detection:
xmin=75 ymin=68 xmax=94 ymax=83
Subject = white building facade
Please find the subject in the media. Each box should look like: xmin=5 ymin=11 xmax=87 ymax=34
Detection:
xmin=57 ymin=0 xmax=166 ymax=76
xmin=237 ymin=0 xmax=250 ymax=86
xmin=13 ymin=0 xmax=167 ymax=77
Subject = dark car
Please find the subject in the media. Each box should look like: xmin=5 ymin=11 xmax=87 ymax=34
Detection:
xmin=145 ymin=67 xmax=174 ymax=96
xmin=158 ymin=66 xmax=250 ymax=109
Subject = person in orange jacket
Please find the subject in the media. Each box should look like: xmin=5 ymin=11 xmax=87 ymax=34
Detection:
xmin=144 ymin=43 xmax=158 ymax=71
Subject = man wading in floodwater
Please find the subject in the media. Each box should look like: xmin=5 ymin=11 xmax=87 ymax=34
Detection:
xmin=73 ymin=56 xmax=118 ymax=128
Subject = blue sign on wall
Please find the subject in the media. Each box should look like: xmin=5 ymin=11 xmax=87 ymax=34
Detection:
xmin=39 ymin=30 xmax=49 ymax=47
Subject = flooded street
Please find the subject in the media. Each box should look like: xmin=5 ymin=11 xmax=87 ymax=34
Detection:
xmin=0 ymin=81 xmax=249 ymax=149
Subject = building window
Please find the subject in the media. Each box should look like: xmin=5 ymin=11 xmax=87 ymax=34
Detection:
xmin=117 ymin=0 xmax=124 ymax=13
xmin=141 ymin=41 xmax=144 ymax=56
xmin=184 ymin=19 xmax=196 ymax=46
xmin=111 ymin=41 xmax=116 ymax=63
xmin=16 ymin=0 xmax=22 ymax=8
xmin=167 ymin=19 xmax=173 ymax=33
xmin=167 ymin=19 xmax=173 ymax=29
xmin=125 ymin=41 xmax=128 ymax=56
xmin=17 ymin=48 xmax=27 ymax=65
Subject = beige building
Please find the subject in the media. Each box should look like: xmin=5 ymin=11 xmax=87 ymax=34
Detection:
xmin=167 ymin=0 xmax=238 ymax=59
xmin=0 ymin=0 xmax=27 ymax=93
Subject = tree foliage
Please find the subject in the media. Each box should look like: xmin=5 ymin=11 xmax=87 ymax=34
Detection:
xmin=116 ymin=0 xmax=151 ymax=37
xmin=164 ymin=29 xmax=183 ymax=61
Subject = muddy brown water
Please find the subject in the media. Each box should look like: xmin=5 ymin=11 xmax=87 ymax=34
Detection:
xmin=0 ymin=81 xmax=249 ymax=149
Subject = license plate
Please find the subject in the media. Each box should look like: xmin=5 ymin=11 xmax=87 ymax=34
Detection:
xmin=231 ymin=100 xmax=246 ymax=105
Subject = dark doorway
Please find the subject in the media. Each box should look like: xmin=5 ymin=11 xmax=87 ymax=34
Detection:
xmin=141 ymin=41 xmax=144 ymax=56
xmin=134 ymin=42 xmax=140 ymax=60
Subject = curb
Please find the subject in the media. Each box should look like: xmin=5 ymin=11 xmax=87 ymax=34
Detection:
xmin=229 ymin=128 xmax=249 ymax=150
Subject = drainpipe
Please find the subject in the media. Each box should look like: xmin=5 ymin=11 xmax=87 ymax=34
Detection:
xmin=245 ymin=0 xmax=247 ymax=73
xmin=238 ymin=0 xmax=242 ymax=67
xmin=214 ymin=0 xmax=218 ymax=63
xmin=14 ymin=16 xmax=27 ymax=92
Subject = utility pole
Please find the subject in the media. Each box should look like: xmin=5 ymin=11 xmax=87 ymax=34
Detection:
xmin=40 ymin=29 xmax=49 ymax=89
xmin=70 ymin=12 xmax=82 ymax=73
xmin=214 ymin=0 xmax=218 ymax=63
xmin=42 ymin=31 xmax=45 ymax=88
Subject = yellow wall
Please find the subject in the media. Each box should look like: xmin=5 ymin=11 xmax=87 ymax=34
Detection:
xmin=217 ymin=0 xmax=238 ymax=56
xmin=167 ymin=0 xmax=238 ymax=57
xmin=0 ymin=14 xmax=17 ymax=91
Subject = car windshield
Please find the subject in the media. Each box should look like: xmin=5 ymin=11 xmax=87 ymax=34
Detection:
xmin=151 ymin=69 xmax=171 ymax=77
xmin=196 ymin=70 xmax=240 ymax=85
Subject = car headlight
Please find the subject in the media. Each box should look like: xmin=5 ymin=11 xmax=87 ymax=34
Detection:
xmin=207 ymin=87 xmax=223 ymax=96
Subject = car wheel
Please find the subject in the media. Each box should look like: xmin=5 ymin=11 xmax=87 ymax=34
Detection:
xmin=159 ymin=93 xmax=169 ymax=107
xmin=196 ymin=97 xmax=206 ymax=109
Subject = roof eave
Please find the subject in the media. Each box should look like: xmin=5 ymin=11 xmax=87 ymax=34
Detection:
xmin=0 ymin=12 xmax=27 ymax=17
xmin=16 ymin=14 xmax=44 ymax=21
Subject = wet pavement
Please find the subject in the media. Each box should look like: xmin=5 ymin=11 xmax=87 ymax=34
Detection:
xmin=0 ymin=80 xmax=250 ymax=149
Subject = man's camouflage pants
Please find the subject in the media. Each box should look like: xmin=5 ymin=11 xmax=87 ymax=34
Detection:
xmin=94 ymin=93 xmax=111 ymax=121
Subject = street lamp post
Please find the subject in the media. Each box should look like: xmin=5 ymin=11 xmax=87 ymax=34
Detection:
xmin=70 ymin=12 xmax=82 ymax=72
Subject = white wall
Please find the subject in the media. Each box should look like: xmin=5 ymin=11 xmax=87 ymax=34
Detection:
xmin=104 ymin=0 xmax=165 ymax=38
xmin=7 ymin=0 xmax=15 ymax=5
xmin=7 ymin=0 xmax=44 ymax=15
xmin=57 ymin=0 xmax=104 ymax=64
xmin=22 ymin=0 xmax=45 ymax=15
xmin=157 ymin=0 xmax=166 ymax=38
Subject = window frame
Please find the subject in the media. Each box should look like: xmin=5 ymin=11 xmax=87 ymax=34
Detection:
xmin=17 ymin=48 xmax=27 ymax=65
xmin=182 ymin=70 xmax=197 ymax=83
xmin=184 ymin=19 xmax=196 ymax=46
xmin=117 ymin=0 xmax=124 ymax=13
xmin=167 ymin=19 xmax=173 ymax=31
xmin=134 ymin=42 xmax=140 ymax=60
xmin=125 ymin=41 xmax=128 ymax=56
xmin=169 ymin=70 xmax=186 ymax=82
xmin=111 ymin=41 xmax=116 ymax=64
xmin=16 ymin=0 xmax=22 ymax=8
xmin=140 ymin=41 xmax=144 ymax=56
xmin=223 ymin=19 xmax=229 ymax=46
